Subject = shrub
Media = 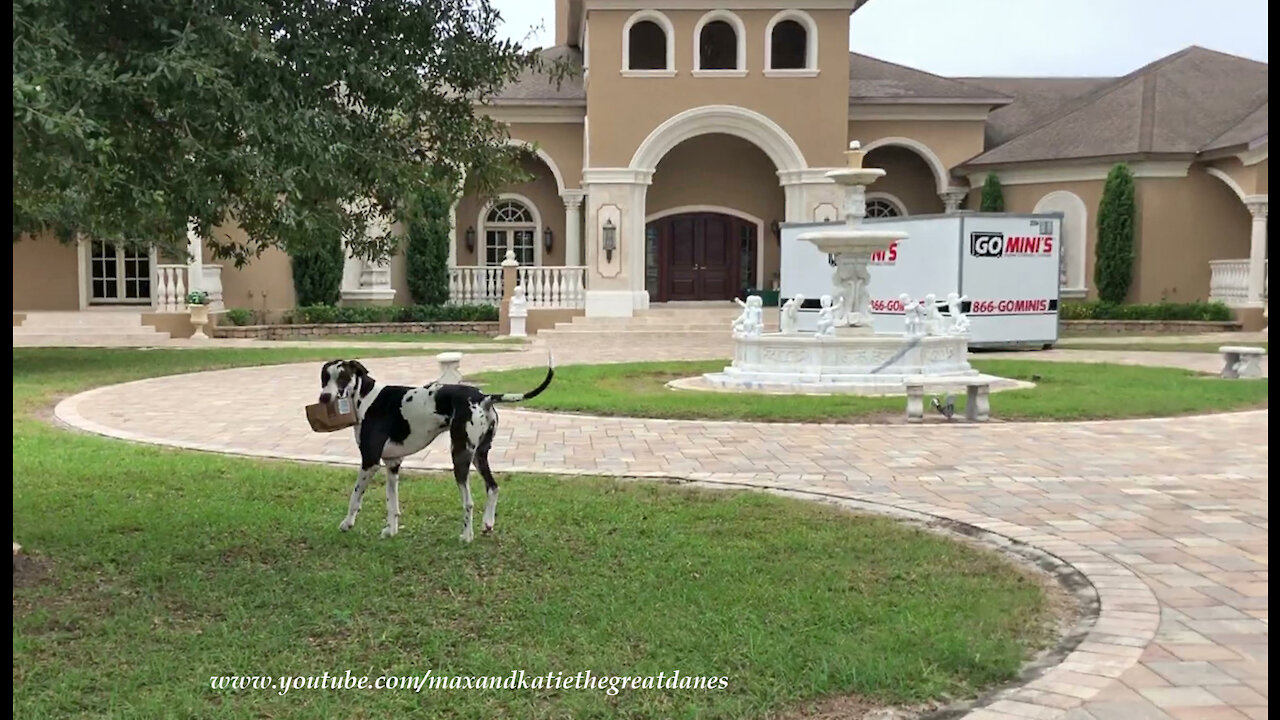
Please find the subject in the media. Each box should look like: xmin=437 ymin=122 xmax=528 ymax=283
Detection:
xmin=1095 ymin=163 xmax=1136 ymax=303
xmin=403 ymin=182 xmax=454 ymax=305
xmin=1059 ymin=301 xmax=1234 ymax=322
xmin=979 ymin=173 xmax=1005 ymax=212
xmin=289 ymin=226 xmax=344 ymax=306
xmin=283 ymin=304 xmax=498 ymax=325
xmin=224 ymin=308 xmax=254 ymax=326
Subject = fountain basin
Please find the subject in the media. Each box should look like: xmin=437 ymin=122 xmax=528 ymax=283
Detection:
xmin=702 ymin=332 xmax=978 ymax=395
xmin=795 ymin=229 xmax=909 ymax=256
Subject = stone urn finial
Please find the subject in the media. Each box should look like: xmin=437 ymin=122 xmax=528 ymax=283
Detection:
xmin=846 ymin=141 xmax=865 ymax=170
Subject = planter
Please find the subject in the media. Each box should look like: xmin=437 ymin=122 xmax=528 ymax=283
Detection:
xmin=189 ymin=304 xmax=211 ymax=340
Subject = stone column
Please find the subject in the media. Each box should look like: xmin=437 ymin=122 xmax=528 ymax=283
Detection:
xmin=940 ymin=189 xmax=968 ymax=214
xmin=562 ymin=190 xmax=585 ymax=266
xmin=447 ymin=198 xmax=459 ymax=268
xmin=581 ymin=169 xmax=650 ymax=317
xmin=1246 ymin=198 xmax=1268 ymax=306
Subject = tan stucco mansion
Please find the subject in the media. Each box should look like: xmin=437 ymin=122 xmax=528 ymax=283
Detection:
xmin=12 ymin=0 xmax=1269 ymax=328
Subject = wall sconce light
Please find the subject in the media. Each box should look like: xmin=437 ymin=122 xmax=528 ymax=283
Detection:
xmin=465 ymin=226 xmax=476 ymax=253
xmin=770 ymin=220 xmax=781 ymax=243
xmin=543 ymin=226 xmax=554 ymax=253
xmin=602 ymin=219 xmax=617 ymax=263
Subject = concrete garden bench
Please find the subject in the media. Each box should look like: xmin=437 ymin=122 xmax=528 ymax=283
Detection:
xmin=903 ymin=376 xmax=992 ymax=423
xmin=1218 ymin=346 xmax=1265 ymax=379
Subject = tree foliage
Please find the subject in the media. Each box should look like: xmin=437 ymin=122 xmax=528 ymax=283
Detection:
xmin=13 ymin=0 xmax=565 ymax=264
xmin=1095 ymin=163 xmax=1137 ymax=303
xmin=979 ymin=173 xmax=1005 ymax=212
xmin=288 ymin=222 xmax=344 ymax=306
xmin=403 ymin=175 xmax=455 ymax=306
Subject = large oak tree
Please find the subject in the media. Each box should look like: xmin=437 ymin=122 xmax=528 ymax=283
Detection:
xmin=13 ymin=0 xmax=559 ymax=264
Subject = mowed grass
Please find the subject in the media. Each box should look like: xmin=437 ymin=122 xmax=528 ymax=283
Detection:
xmin=310 ymin=332 xmax=522 ymax=344
xmin=472 ymin=359 xmax=1268 ymax=423
xmin=1054 ymin=341 xmax=1269 ymax=353
xmin=13 ymin=349 xmax=1055 ymax=719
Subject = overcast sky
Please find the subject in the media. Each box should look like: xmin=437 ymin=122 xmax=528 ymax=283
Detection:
xmin=493 ymin=0 xmax=1268 ymax=77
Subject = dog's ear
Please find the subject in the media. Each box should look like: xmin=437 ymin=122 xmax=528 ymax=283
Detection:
xmin=346 ymin=360 xmax=369 ymax=377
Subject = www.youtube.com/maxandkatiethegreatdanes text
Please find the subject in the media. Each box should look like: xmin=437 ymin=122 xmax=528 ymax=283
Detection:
xmin=210 ymin=669 xmax=731 ymax=697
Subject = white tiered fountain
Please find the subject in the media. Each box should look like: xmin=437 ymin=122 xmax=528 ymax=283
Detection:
xmin=700 ymin=142 xmax=983 ymax=395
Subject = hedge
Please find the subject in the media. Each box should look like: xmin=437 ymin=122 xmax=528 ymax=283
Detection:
xmin=224 ymin=308 xmax=255 ymax=326
xmin=283 ymin=303 xmax=498 ymax=325
xmin=1059 ymin=300 xmax=1234 ymax=322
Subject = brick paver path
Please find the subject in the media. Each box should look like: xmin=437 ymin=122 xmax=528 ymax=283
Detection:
xmin=54 ymin=338 xmax=1268 ymax=720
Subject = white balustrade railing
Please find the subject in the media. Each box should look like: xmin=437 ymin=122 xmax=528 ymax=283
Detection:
xmin=448 ymin=266 xmax=503 ymax=305
xmin=1209 ymin=258 xmax=1263 ymax=307
xmin=155 ymin=264 xmax=189 ymax=312
xmin=518 ymin=266 xmax=588 ymax=309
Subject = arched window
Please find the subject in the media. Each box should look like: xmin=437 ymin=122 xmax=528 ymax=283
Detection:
xmin=770 ymin=21 xmax=807 ymax=69
xmin=623 ymin=11 xmax=674 ymax=74
xmin=694 ymin=11 xmax=745 ymax=73
xmin=482 ymin=197 xmax=538 ymax=266
xmin=766 ymin=11 xmax=818 ymax=75
xmin=865 ymin=194 xmax=906 ymax=218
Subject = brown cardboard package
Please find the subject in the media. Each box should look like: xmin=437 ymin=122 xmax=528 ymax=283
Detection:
xmin=304 ymin=398 xmax=358 ymax=432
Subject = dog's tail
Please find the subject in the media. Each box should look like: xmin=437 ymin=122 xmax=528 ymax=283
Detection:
xmin=488 ymin=349 xmax=555 ymax=404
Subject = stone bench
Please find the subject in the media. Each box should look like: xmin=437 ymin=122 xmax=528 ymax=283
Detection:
xmin=437 ymin=352 xmax=463 ymax=384
xmin=1219 ymin=346 xmax=1266 ymax=379
xmin=904 ymin=377 xmax=992 ymax=423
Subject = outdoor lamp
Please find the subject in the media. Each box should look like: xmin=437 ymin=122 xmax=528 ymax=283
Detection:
xmin=544 ymin=226 xmax=554 ymax=253
xmin=465 ymin=226 xmax=476 ymax=253
xmin=770 ymin=220 xmax=781 ymax=243
xmin=602 ymin=219 xmax=617 ymax=262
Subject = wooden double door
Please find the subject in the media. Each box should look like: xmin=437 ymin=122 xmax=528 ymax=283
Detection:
xmin=645 ymin=213 xmax=757 ymax=302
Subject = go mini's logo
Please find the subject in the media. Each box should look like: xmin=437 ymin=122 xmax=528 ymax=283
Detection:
xmin=969 ymin=232 xmax=1053 ymax=258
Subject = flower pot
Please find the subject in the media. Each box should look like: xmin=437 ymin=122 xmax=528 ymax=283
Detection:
xmin=189 ymin=304 xmax=210 ymax=340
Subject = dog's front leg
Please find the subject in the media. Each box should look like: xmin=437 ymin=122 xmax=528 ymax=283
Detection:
xmin=381 ymin=460 xmax=402 ymax=539
xmin=452 ymin=449 xmax=475 ymax=543
xmin=340 ymin=465 xmax=377 ymax=532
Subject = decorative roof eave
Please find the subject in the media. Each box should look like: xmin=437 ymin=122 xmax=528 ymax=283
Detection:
xmin=1197 ymin=136 xmax=1269 ymax=165
xmin=849 ymin=96 xmax=1012 ymax=107
xmin=956 ymin=151 xmax=1198 ymax=179
xmin=954 ymin=155 xmax=1196 ymax=187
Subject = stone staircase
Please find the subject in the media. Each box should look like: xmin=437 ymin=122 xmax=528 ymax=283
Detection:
xmin=13 ymin=310 xmax=172 ymax=346
xmin=538 ymin=302 xmax=779 ymax=339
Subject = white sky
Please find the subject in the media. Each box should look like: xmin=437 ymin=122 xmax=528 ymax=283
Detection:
xmin=493 ymin=0 xmax=1268 ymax=77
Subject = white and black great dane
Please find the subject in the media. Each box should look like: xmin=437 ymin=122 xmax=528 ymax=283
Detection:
xmin=318 ymin=353 xmax=554 ymax=542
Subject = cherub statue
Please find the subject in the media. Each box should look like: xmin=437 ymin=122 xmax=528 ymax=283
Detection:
xmin=731 ymin=295 xmax=764 ymax=337
xmin=831 ymin=262 xmax=858 ymax=325
xmin=815 ymin=295 xmax=840 ymax=337
xmin=509 ymin=285 xmax=528 ymax=317
xmin=901 ymin=294 xmax=922 ymax=337
xmin=946 ymin=292 xmax=970 ymax=336
xmin=780 ymin=294 xmax=804 ymax=334
xmin=924 ymin=293 xmax=946 ymax=335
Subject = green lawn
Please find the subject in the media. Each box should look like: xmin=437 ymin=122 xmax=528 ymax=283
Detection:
xmin=13 ymin=348 xmax=1056 ymax=719
xmin=471 ymin=359 xmax=1268 ymax=423
xmin=1055 ymin=341 xmax=1268 ymax=353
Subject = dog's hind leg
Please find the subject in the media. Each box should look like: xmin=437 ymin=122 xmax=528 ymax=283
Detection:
xmin=381 ymin=460 xmax=402 ymax=539
xmin=475 ymin=430 xmax=499 ymax=535
xmin=340 ymin=465 xmax=377 ymax=532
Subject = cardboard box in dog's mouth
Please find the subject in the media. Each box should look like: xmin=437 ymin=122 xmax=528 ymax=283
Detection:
xmin=305 ymin=398 xmax=357 ymax=432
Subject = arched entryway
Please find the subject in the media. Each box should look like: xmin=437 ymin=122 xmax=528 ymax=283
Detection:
xmin=644 ymin=211 xmax=758 ymax=301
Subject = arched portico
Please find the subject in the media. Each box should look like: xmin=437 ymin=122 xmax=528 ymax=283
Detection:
xmin=579 ymin=105 xmax=838 ymax=316
xmin=861 ymin=137 xmax=952 ymax=198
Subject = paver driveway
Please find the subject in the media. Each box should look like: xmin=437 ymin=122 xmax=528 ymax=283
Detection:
xmin=54 ymin=338 xmax=1268 ymax=720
